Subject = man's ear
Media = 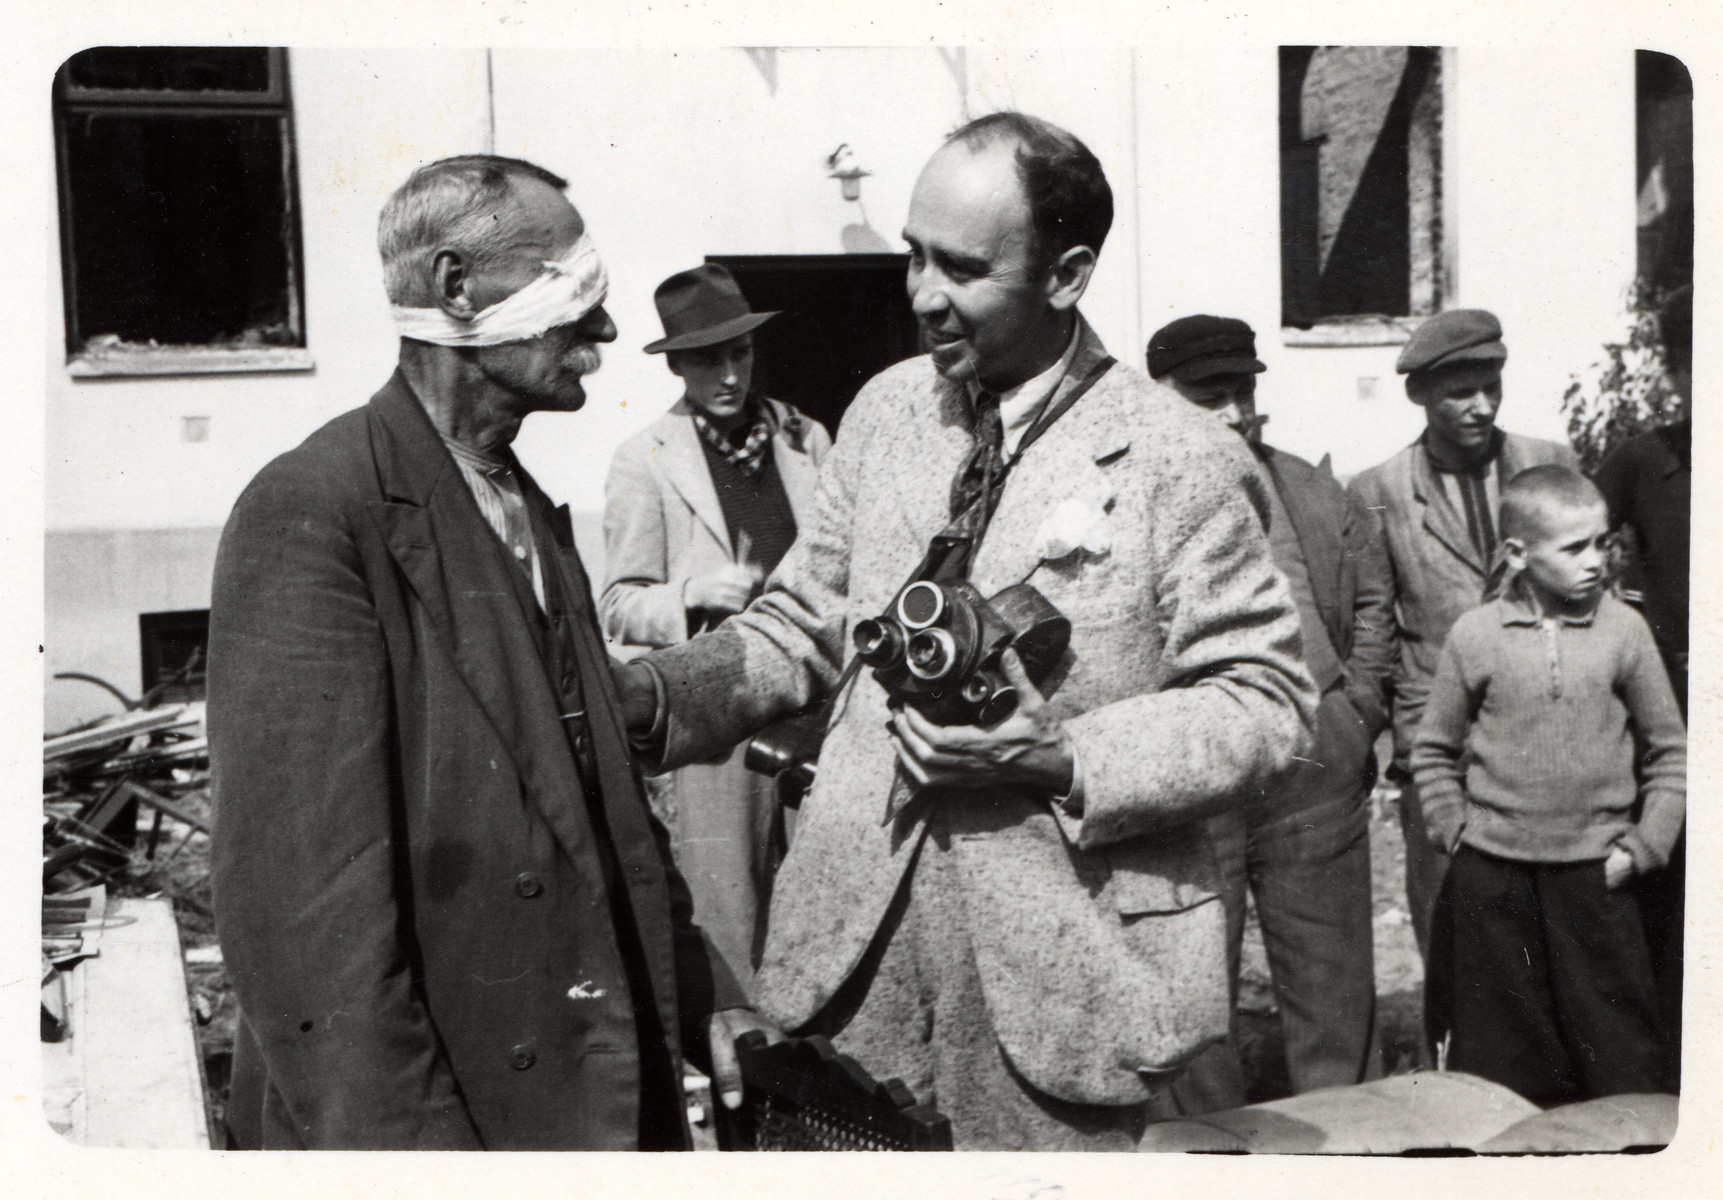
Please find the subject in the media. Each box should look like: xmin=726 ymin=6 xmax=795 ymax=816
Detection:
xmin=430 ymin=247 xmax=480 ymax=320
xmin=664 ymin=351 xmax=687 ymax=379
xmin=1044 ymin=244 xmax=1097 ymax=313
xmin=1404 ymin=376 xmax=1429 ymax=408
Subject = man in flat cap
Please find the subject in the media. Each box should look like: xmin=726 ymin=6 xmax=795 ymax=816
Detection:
xmin=1151 ymin=314 xmax=1393 ymax=1100
xmin=601 ymin=264 xmax=831 ymax=988
xmin=1349 ymin=309 xmax=1578 ymax=972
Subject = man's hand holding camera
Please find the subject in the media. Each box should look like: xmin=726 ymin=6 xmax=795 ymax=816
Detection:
xmin=888 ymin=648 xmax=1075 ymax=794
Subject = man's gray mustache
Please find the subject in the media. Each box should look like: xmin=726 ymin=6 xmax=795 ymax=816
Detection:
xmin=565 ymin=343 xmax=603 ymax=375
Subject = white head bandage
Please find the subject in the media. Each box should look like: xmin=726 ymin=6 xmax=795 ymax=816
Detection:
xmin=391 ymin=230 xmax=609 ymax=347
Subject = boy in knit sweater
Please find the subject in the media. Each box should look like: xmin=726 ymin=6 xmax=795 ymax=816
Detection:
xmin=1412 ymin=465 xmax=1684 ymax=1104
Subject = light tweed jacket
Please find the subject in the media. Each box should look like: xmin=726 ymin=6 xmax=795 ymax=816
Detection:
xmin=646 ymin=318 xmax=1316 ymax=1106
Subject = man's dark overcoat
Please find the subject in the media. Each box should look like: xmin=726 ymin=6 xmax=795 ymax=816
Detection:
xmin=208 ymin=372 xmax=742 ymax=1150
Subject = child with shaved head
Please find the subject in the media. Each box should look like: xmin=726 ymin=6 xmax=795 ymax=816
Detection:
xmin=1411 ymin=465 xmax=1684 ymax=1104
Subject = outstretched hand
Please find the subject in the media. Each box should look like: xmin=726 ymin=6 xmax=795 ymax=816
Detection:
xmin=708 ymin=1007 xmax=785 ymax=1110
xmin=887 ymin=649 xmax=1074 ymax=793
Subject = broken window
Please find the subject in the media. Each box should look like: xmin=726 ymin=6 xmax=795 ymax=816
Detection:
xmin=53 ymin=48 xmax=308 ymax=376
xmin=1280 ymin=46 xmax=1444 ymax=330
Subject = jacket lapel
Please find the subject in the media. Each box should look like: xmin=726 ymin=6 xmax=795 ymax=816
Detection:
xmin=1410 ymin=439 xmax=1485 ymax=576
xmin=973 ymin=320 xmax=1126 ymax=590
xmin=366 ymin=373 xmax=586 ymax=829
xmin=767 ymin=400 xmax=824 ymax=527
xmin=654 ymin=404 xmax=733 ymax=557
xmin=1262 ymin=446 xmax=1343 ymax=629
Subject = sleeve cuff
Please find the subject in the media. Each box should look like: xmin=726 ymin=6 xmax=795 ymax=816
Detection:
xmin=1052 ymin=737 xmax=1083 ymax=814
xmin=629 ymin=658 xmax=670 ymax=755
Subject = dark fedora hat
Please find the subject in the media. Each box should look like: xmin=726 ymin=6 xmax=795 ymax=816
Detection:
xmin=643 ymin=263 xmax=779 ymax=354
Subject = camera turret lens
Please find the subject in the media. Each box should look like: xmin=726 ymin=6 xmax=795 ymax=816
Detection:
xmin=906 ymin=627 xmax=958 ymax=680
xmin=853 ymin=617 xmax=906 ymax=669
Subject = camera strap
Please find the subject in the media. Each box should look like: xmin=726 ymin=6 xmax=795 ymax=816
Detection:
xmin=874 ymin=354 xmax=1115 ymax=824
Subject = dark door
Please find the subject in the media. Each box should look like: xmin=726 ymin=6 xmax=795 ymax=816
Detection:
xmin=707 ymin=254 xmax=921 ymax=438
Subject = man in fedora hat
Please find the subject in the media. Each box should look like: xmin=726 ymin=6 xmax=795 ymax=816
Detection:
xmin=601 ymin=263 xmax=831 ymax=988
xmin=1150 ymin=314 xmax=1393 ymax=1101
xmin=1349 ymin=308 xmax=1577 ymax=976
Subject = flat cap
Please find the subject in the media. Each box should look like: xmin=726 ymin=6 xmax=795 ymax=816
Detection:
xmin=1396 ymin=309 xmax=1508 ymax=374
xmin=1147 ymin=314 xmax=1267 ymax=381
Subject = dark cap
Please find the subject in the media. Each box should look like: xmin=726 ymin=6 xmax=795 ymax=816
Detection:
xmin=643 ymin=264 xmax=778 ymax=354
xmin=1396 ymin=309 xmax=1508 ymax=375
xmin=1147 ymin=315 xmax=1267 ymax=381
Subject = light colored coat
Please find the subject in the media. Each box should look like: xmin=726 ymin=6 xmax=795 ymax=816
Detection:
xmin=1348 ymin=432 xmax=1578 ymax=758
xmin=600 ymin=397 xmax=831 ymax=655
xmin=600 ymin=397 xmax=830 ymax=986
xmin=644 ymin=319 xmax=1316 ymax=1107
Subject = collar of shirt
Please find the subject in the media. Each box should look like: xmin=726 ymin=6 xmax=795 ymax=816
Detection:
xmin=1496 ymin=581 xmax=1597 ymax=628
xmin=439 ymin=433 xmax=547 ymax=609
xmin=965 ymin=323 xmax=1081 ymax=461
xmin=440 ymin=433 xmax=514 ymax=476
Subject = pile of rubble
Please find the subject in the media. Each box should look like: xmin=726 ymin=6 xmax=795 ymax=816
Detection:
xmin=42 ymin=677 xmax=233 ymax=1134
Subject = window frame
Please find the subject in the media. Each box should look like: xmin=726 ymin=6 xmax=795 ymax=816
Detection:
xmin=53 ymin=47 xmax=313 ymax=378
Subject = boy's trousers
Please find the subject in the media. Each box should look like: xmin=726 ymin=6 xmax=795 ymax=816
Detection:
xmin=1432 ymin=844 xmax=1668 ymax=1106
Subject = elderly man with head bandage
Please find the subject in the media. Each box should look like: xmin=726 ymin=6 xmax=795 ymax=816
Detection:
xmin=207 ymin=154 xmax=776 ymax=1150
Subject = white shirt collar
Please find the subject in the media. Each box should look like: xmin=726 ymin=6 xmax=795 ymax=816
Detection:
xmin=967 ymin=323 xmax=1082 ymax=461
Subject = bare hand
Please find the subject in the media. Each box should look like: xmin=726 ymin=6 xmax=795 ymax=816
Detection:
xmin=1604 ymin=845 xmax=1635 ymax=890
xmin=708 ymin=1007 xmax=785 ymax=1110
xmin=888 ymin=649 xmax=1074 ymax=792
xmin=686 ymin=563 xmax=761 ymax=616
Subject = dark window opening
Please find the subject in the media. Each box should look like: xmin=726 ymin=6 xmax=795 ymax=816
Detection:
xmin=1280 ymin=46 xmax=1443 ymax=329
xmin=65 ymin=47 xmax=274 ymax=94
xmin=139 ymin=609 xmax=209 ymax=704
xmin=705 ymin=255 xmax=922 ymax=438
xmin=54 ymin=48 xmax=304 ymax=370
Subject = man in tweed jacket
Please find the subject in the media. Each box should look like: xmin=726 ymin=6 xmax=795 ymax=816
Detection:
xmin=616 ymin=114 xmax=1314 ymax=1149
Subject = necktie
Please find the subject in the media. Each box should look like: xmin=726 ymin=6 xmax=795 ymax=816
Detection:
xmin=949 ymin=391 xmax=1004 ymax=528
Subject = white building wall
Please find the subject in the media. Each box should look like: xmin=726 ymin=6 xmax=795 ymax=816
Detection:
xmin=42 ymin=45 xmax=1646 ymax=730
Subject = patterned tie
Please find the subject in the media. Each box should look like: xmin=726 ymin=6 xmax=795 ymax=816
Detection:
xmin=949 ymin=391 xmax=1005 ymax=527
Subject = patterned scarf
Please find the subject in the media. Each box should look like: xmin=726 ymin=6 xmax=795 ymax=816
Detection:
xmin=692 ymin=397 xmax=773 ymax=478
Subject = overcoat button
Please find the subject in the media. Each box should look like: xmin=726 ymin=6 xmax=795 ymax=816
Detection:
xmin=508 ymin=1044 xmax=536 ymax=1071
xmin=515 ymin=872 xmax=543 ymax=898
xmin=561 ymin=672 xmax=576 ymax=692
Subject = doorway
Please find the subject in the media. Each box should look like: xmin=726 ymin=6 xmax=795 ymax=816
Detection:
xmin=707 ymin=254 xmax=921 ymax=438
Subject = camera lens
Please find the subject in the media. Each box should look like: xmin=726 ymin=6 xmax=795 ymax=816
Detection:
xmin=853 ymin=618 xmax=905 ymax=668
xmin=897 ymin=581 xmax=946 ymax=629
xmin=906 ymin=627 xmax=958 ymax=680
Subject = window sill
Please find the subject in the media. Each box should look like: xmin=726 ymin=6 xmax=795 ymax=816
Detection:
xmin=1281 ymin=316 xmax=1426 ymax=348
xmin=66 ymin=345 xmax=314 ymax=379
